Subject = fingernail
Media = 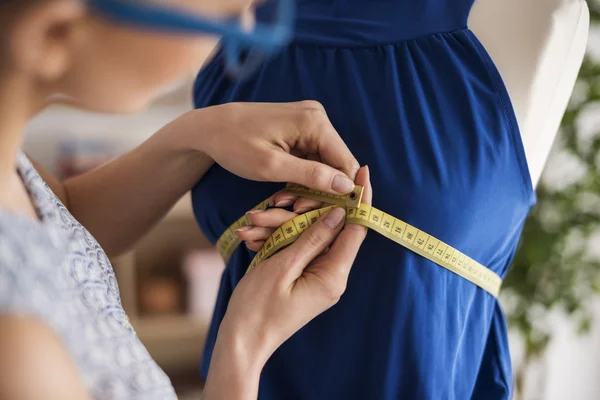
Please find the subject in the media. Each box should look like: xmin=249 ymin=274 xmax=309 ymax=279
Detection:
xmin=275 ymin=200 xmax=294 ymax=207
xmin=323 ymin=207 xmax=346 ymax=229
xmin=235 ymin=226 xmax=252 ymax=233
xmin=294 ymin=207 xmax=311 ymax=214
xmin=332 ymin=175 xmax=355 ymax=194
xmin=246 ymin=210 xmax=264 ymax=215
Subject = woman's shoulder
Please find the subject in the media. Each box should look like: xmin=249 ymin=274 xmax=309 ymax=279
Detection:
xmin=0 ymin=313 xmax=91 ymax=400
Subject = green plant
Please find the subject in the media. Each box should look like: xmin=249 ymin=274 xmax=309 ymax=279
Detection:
xmin=503 ymin=2 xmax=600 ymax=395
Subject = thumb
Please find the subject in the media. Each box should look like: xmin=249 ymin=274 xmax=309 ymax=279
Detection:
xmin=275 ymin=153 xmax=356 ymax=195
xmin=305 ymin=165 xmax=372 ymax=282
xmin=278 ymin=207 xmax=346 ymax=278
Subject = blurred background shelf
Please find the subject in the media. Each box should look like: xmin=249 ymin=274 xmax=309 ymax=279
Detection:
xmin=131 ymin=314 xmax=209 ymax=373
xmin=110 ymin=192 xmax=223 ymax=379
xmin=110 ymin=193 xmax=224 ymax=395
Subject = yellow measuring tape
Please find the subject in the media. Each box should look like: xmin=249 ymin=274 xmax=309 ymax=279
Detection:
xmin=216 ymin=184 xmax=502 ymax=297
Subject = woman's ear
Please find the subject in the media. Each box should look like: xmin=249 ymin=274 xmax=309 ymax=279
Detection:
xmin=8 ymin=0 xmax=85 ymax=82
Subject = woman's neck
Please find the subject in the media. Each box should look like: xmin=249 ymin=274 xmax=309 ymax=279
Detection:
xmin=0 ymin=73 xmax=45 ymax=216
xmin=0 ymin=73 xmax=45 ymax=174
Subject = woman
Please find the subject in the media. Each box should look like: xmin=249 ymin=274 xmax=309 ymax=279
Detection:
xmin=0 ymin=0 xmax=372 ymax=399
xmin=192 ymin=0 xmax=536 ymax=399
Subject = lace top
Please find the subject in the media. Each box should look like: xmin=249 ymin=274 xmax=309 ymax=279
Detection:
xmin=0 ymin=153 xmax=176 ymax=399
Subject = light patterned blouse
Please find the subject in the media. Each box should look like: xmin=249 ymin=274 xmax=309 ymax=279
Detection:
xmin=0 ymin=153 xmax=177 ymax=399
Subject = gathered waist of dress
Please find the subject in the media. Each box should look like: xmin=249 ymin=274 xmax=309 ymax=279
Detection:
xmin=257 ymin=1 xmax=472 ymax=46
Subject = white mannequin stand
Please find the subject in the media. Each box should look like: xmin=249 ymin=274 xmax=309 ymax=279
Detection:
xmin=469 ymin=0 xmax=589 ymax=187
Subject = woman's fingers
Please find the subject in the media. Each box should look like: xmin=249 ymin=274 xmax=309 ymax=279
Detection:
xmin=293 ymin=198 xmax=324 ymax=214
xmin=301 ymin=166 xmax=372 ymax=295
xmin=243 ymin=166 xmax=370 ymax=258
xmin=292 ymin=154 xmax=326 ymax=212
xmin=276 ymin=207 xmax=346 ymax=280
xmin=270 ymin=190 xmax=321 ymax=211
xmin=271 ymin=153 xmax=356 ymax=195
xmin=269 ymin=192 xmax=298 ymax=208
xmin=246 ymin=241 xmax=265 ymax=252
xmin=236 ymin=226 xmax=276 ymax=242
xmin=239 ymin=208 xmax=298 ymax=250
xmin=355 ymin=165 xmax=372 ymax=205
xmin=246 ymin=208 xmax=298 ymax=228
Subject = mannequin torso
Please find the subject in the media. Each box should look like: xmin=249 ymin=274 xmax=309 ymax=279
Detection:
xmin=469 ymin=0 xmax=589 ymax=187
xmin=193 ymin=3 xmax=561 ymax=398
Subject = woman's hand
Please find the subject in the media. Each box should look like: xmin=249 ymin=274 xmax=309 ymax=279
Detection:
xmin=237 ymin=188 xmax=327 ymax=252
xmin=202 ymin=167 xmax=372 ymax=400
xmin=184 ymin=101 xmax=361 ymax=194
xmin=46 ymin=100 xmax=357 ymax=258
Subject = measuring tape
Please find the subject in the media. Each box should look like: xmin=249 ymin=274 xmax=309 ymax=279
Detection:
xmin=216 ymin=184 xmax=502 ymax=297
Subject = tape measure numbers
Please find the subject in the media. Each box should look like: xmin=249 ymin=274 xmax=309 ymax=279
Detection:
xmin=216 ymin=184 xmax=502 ymax=297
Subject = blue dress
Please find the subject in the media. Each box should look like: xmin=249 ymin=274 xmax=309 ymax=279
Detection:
xmin=191 ymin=1 xmax=535 ymax=398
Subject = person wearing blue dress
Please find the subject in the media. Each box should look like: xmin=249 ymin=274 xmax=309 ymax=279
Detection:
xmin=192 ymin=1 xmax=536 ymax=398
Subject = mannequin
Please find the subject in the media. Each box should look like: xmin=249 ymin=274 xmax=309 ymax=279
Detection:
xmin=469 ymin=0 xmax=589 ymax=187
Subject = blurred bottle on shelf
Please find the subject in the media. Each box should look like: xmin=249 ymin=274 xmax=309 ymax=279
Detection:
xmin=183 ymin=249 xmax=225 ymax=321
xmin=57 ymin=139 xmax=116 ymax=179
xmin=140 ymin=274 xmax=183 ymax=316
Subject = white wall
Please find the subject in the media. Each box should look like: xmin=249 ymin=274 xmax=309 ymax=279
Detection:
xmin=509 ymin=302 xmax=600 ymax=400
xmin=544 ymin=302 xmax=600 ymax=399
